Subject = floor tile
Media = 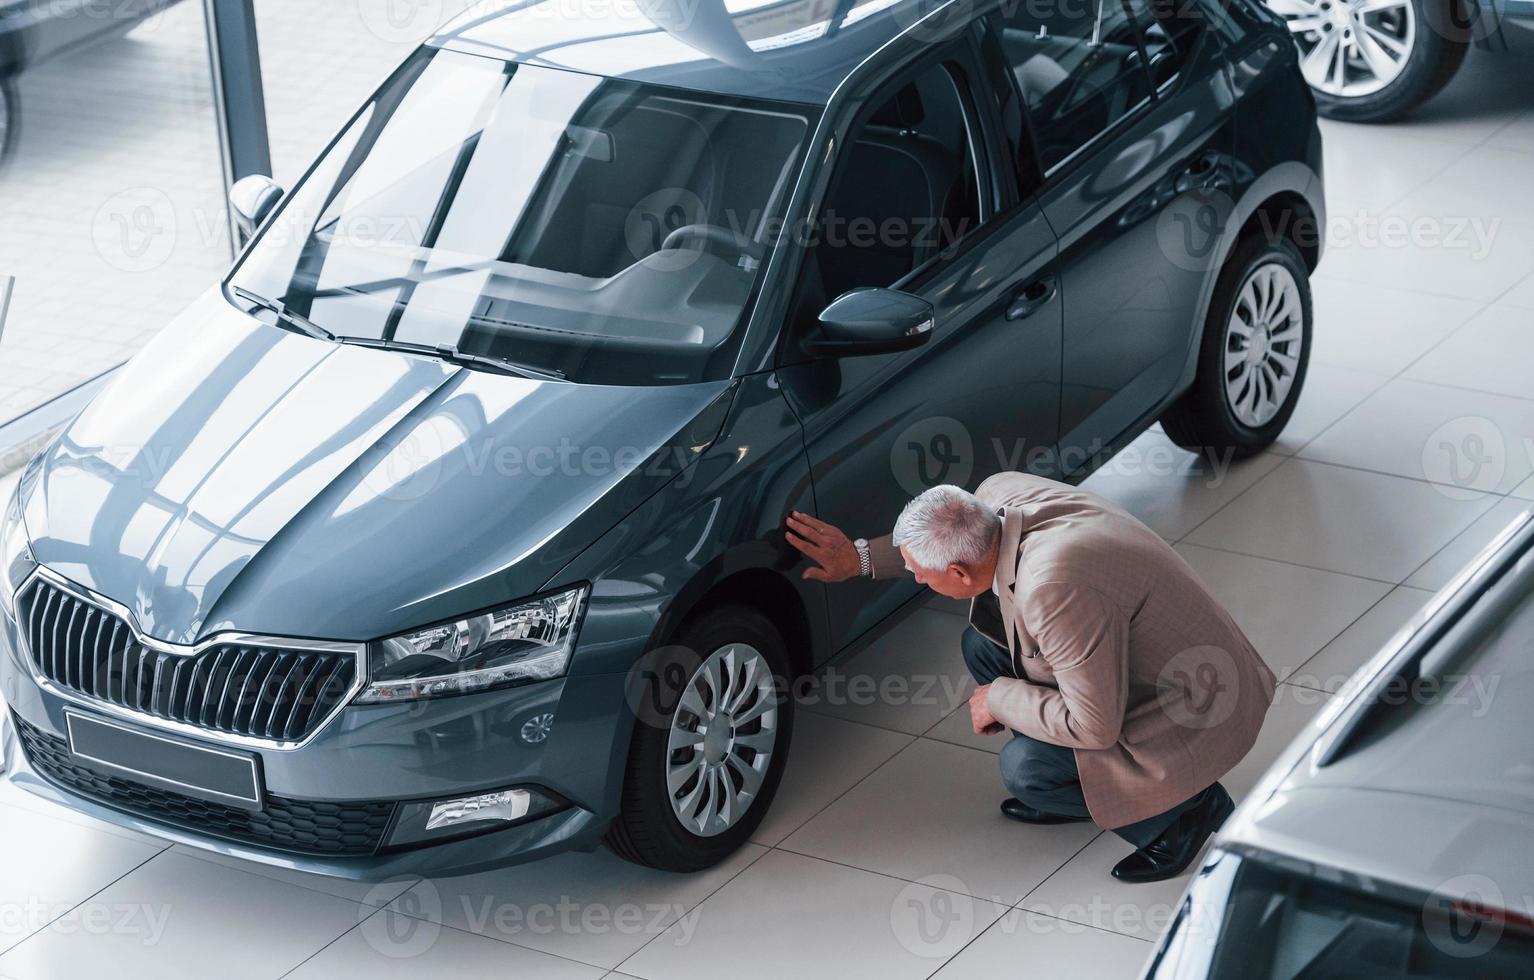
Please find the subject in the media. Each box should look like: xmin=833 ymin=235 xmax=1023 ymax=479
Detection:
xmin=1385 ymin=146 xmax=1534 ymax=226
xmin=1486 ymin=110 xmax=1534 ymax=154
xmin=1270 ymin=363 xmax=1389 ymax=456
xmin=1174 ymin=544 xmax=1391 ymax=681
xmin=1020 ymin=832 xmax=1192 ymax=941
xmin=1319 ymin=217 xmax=1534 ymax=304
xmin=1184 ymin=459 xmax=1495 ymax=581
xmin=1308 ymin=278 xmax=1480 ymax=375
xmin=1080 ymin=428 xmax=1283 ymax=541
xmin=750 ymin=712 xmax=913 ymax=847
xmin=387 ymin=844 xmax=764 ymax=971
xmin=1224 ymin=684 xmax=1333 ymax=805
xmin=287 ymin=911 xmax=604 ymax=980
xmin=1291 ymin=587 xmax=1436 ymax=694
xmin=1512 ymin=473 xmax=1534 ymax=501
xmin=618 ymin=849 xmax=1007 ymax=980
xmin=0 ymin=850 xmax=360 ymax=980
xmin=1317 ymin=123 xmax=1470 ymax=212
xmin=925 ymin=703 xmax=1005 ymax=755
xmin=1299 ymin=377 xmax=1534 ymax=495
xmin=798 ymin=609 xmax=975 ymax=736
xmin=1405 ymin=494 xmax=1533 ymax=591
xmin=1502 ymin=269 xmax=1534 ymax=310
xmin=0 ymin=804 xmax=165 ymax=955
xmin=167 ymin=844 xmax=417 ymax=907
xmin=1404 ymin=304 xmax=1534 ymax=401
xmin=928 ymin=908 xmax=1152 ymax=979
xmin=781 ymin=738 xmax=1098 ymax=907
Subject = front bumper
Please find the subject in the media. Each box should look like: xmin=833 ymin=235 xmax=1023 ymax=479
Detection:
xmin=0 ymin=593 xmax=638 ymax=879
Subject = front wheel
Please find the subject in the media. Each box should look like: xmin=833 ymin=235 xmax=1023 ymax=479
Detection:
xmin=605 ymin=604 xmax=793 ymax=872
xmin=1160 ymin=235 xmax=1313 ymax=459
xmin=1269 ymin=0 xmax=1471 ymax=122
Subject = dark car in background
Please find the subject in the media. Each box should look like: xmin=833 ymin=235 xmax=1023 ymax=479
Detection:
xmin=0 ymin=0 xmax=184 ymax=162
xmin=1142 ymin=507 xmax=1534 ymax=977
xmin=1264 ymin=0 xmax=1534 ymax=121
xmin=1 ymin=0 xmax=1324 ymax=877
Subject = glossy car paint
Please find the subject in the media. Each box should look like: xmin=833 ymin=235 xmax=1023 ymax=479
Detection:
xmin=0 ymin=0 xmax=1325 ymax=877
xmin=0 ymin=0 xmax=181 ymax=77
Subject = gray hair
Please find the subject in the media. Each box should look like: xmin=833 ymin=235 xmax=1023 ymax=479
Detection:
xmin=891 ymin=484 xmax=1000 ymax=571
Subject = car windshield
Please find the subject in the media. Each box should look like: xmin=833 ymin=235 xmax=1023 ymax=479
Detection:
xmin=228 ymin=49 xmax=816 ymax=385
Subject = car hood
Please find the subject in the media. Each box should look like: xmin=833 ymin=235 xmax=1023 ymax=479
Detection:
xmin=22 ymin=290 xmax=732 ymax=644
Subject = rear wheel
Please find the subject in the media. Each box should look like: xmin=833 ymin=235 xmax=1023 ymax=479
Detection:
xmin=1160 ymin=235 xmax=1313 ymax=459
xmin=1268 ymin=0 xmax=1470 ymax=122
xmin=605 ymin=604 xmax=793 ymax=871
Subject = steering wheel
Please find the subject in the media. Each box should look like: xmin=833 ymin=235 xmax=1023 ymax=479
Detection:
xmin=660 ymin=223 xmax=765 ymax=263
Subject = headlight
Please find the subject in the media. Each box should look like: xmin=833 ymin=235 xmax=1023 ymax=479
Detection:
xmin=0 ymin=481 xmax=35 ymax=619
xmin=355 ymin=584 xmax=588 ymax=703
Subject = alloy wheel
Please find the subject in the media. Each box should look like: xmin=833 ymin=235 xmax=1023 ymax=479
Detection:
xmin=1223 ymin=262 xmax=1304 ymax=429
xmin=665 ymin=642 xmax=779 ymax=837
xmin=1270 ymin=0 xmax=1417 ymax=98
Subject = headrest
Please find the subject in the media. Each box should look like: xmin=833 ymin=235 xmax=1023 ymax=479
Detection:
xmin=868 ymin=84 xmax=925 ymax=130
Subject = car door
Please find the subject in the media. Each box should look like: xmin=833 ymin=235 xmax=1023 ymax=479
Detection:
xmin=989 ymin=0 xmax=1237 ymax=472
xmin=776 ymin=42 xmax=1064 ymax=651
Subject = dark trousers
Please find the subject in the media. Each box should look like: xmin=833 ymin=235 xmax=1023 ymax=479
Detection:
xmin=961 ymin=626 xmax=1200 ymax=849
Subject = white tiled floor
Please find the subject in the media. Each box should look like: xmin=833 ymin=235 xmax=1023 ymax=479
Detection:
xmin=1 ymin=23 xmax=1533 ymax=980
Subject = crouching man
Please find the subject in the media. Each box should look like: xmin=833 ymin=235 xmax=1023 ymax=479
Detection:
xmin=786 ymin=473 xmax=1275 ymax=883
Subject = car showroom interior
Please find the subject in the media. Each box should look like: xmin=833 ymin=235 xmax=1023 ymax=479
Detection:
xmin=1 ymin=0 xmax=1532 ymax=977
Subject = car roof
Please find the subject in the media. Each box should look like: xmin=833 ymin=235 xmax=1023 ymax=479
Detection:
xmin=427 ymin=0 xmax=961 ymax=104
xmin=1226 ymin=507 xmax=1534 ymax=902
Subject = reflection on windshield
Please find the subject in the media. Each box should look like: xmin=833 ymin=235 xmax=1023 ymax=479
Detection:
xmin=229 ymin=49 xmax=814 ymax=385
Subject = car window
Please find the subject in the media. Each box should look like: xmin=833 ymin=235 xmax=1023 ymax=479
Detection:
xmin=1126 ymin=0 xmax=1207 ymax=89
xmin=795 ymin=62 xmax=984 ymax=328
xmin=993 ymin=0 xmax=1155 ymax=174
xmin=228 ymin=49 xmax=816 ymax=386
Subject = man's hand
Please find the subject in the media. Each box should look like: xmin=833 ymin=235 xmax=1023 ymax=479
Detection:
xmin=970 ymin=684 xmax=1004 ymax=736
xmin=785 ymin=511 xmax=861 ymax=582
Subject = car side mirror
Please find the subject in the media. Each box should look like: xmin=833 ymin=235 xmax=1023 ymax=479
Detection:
xmin=803 ymin=288 xmax=935 ymax=358
xmin=229 ymin=174 xmax=284 ymax=239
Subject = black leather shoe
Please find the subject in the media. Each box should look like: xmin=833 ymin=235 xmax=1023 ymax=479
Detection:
xmin=1000 ymin=798 xmax=1090 ymax=825
xmin=1110 ymin=783 xmax=1235 ymax=884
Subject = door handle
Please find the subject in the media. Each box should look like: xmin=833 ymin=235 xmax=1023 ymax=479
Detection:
xmin=1006 ymin=276 xmax=1058 ymax=321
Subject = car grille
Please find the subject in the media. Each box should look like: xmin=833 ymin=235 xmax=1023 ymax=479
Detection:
xmin=17 ymin=577 xmax=357 ymax=742
xmin=11 ymin=714 xmax=396 ymax=856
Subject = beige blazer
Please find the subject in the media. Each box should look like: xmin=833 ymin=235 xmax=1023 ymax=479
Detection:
xmin=870 ymin=472 xmax=1276 ymax=828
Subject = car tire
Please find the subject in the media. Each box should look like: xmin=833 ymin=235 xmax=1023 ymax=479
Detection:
xmin=605 ymin=604 xmax=793 ymax=872
xmin=1160 ymin=234 xmax=1313 ymax=460
xmin=0 ymin=79 xmax=18 ymax=169
xmin=1271 ymin=0 xmax=1471 ymax=123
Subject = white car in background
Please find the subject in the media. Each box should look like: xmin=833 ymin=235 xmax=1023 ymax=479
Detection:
xmin=1143 ymin=507 xmax=1534 ymax=976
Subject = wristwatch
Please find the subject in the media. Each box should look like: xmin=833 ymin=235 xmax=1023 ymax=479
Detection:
xmin=853 ymin=538 xmax=872 ymax=578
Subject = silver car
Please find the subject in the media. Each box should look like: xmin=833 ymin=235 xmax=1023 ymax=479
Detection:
xmin=1144 ymin=507 xmax=1534 ymax=977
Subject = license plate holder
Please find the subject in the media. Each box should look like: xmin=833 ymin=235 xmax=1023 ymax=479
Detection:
xmin=65 ymin=712 xmax=263 ymax=810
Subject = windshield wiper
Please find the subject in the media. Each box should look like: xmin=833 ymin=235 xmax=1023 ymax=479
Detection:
xmin=229 ymin=285 xmax=336 ymax=341
xmin=341 ymin=338 xmax=565 ymax=382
